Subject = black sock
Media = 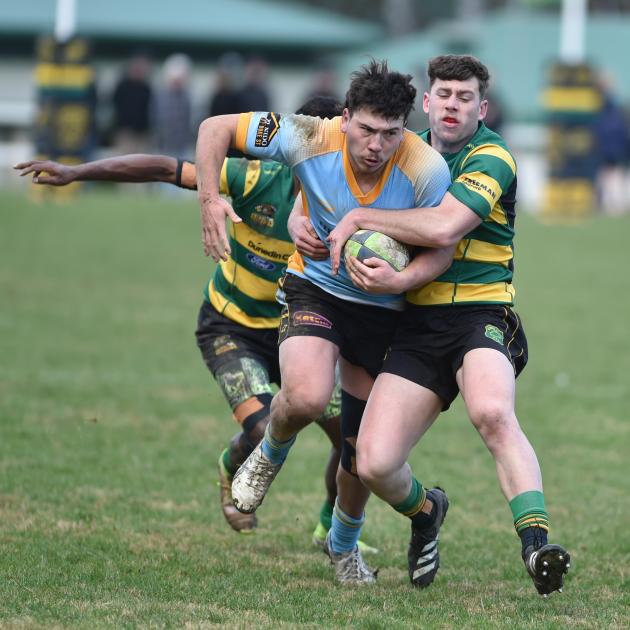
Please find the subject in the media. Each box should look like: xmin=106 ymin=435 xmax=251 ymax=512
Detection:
xmin=519 ymin=526 xmax=548 ymax=558
xmin=410 ymin=497 xmax=437 ymax=529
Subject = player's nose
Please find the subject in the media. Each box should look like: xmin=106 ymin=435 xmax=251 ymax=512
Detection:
xmin=368 ymin=136 xmax=382 ymax=152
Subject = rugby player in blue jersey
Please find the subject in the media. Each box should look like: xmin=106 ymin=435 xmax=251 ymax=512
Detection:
xmin=197 ymin=60 xmax=453 ymax=583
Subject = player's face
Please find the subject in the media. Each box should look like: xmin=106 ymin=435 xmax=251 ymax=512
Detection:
xmin=423 ymin=77 xmax=488 ymax=153
xmin=341 ymin=107 xmax=405 ymax=177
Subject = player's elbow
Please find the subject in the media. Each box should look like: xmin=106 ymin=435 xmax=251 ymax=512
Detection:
xmin=198 ymin=116 xmax=214 ymax=138
xmin=198 ymin=115 xmax=237 ymax=139
xmin=427 ymin=225 xmax=459 ymax=248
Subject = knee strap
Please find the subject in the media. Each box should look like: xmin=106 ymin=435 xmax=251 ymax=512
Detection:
xmin=340 ymin=390 xmax=367 ymax=476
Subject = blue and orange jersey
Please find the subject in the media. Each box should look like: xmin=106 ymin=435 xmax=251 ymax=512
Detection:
xmin=235 ymin=112 xmax=451 ymax=310
xmin=409 ymin=123 xmax=517 ymax=306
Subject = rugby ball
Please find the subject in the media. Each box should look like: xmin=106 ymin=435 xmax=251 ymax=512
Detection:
xmin=344 ymin=229 xmax=410 ymax=272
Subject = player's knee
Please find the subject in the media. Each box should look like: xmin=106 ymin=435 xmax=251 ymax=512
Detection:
xmin=279 ymin=383 xmax=329 ymax=423
xmin=355 ymin=449 xmax=396 ymax=489
xmin=469 ymin=401 xmax=517 ymax=444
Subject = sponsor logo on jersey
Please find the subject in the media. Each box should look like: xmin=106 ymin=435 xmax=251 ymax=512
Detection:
xmin=292 ymin=310 xmax=332 ymax=329
xmin=484 ymin=324 xmax=504 ymax=346
xmin=254 ymin=113 xmax=281 ymax=148
xmin=248 ymin=240 xmax=291 ymax=261
xmin=246 ymin=252 xmax=277 ymax=272
xmin=251 ymin=204 xmax=276 ymax=228
xmin=460 ymin=175 xmax=497 ymax=201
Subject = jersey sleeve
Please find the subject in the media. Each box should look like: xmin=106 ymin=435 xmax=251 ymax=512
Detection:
xmin=449 ymin=144 xmax=516 ymax=219
xmin=220 ymin=157 xmax=263 ymax=203
xmin=234 ymin=111 xmax=306 ymax=166
xmin=175 ymin=158 xmax=235 ymax=195
xmin=176 ymin=160 xmax=197 ymax=190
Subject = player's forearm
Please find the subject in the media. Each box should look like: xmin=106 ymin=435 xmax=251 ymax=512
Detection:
xmin=350 ymin=206 xmax=457 ymax=248
xmin=397 ymin=245 xmax=455 ymax=292
xmin=72 ymin=155 xmax=177 ymax=183
xmin=196 ymin=115 xmax=238 ymax=198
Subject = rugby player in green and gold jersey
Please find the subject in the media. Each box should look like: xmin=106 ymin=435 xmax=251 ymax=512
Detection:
xmin=15 ymin=96 xmax=378 ymax=552
xmin=327 ymin=55 xmax=570 ymax=596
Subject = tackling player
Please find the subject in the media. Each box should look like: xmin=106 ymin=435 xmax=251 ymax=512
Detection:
xmin=326 ymin=55 xmax=570 ymax=596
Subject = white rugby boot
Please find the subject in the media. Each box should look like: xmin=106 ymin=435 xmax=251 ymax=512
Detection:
xmin=231 ymin=440 xmax=282 ymax=513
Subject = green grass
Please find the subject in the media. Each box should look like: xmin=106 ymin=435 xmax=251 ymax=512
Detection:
xmin=1 ymin=187 xmax=629 ymax=628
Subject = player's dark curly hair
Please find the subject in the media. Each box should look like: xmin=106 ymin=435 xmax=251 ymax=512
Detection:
xmin=295 ymin=95 xmax=343 ymax=119
xmin=427 ymin=55 xmax=490 ymax=98
xmin=344 ymin=59 xmax=416 ymax=121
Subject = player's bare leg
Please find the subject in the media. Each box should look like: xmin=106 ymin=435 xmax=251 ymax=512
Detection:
xmin=323 ymin=360 xmax=380 ymax=583
xmin=312 ymin=414 xmax=379 ymax=555
xmin=457 ymin=348 xmax=570 ymax=595
xmin=232 ymin=336 xmax=338 ymax=513
xmin=356 ymin=373 xmax=448 ymax=587
xmin=217 ymin=396 xmax=268 ymax=532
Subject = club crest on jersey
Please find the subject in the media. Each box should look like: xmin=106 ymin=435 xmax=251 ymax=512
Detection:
xmin=293 ymin=310 xmax=332 ymax=329
xmin=254 ymin=113 xmax=281 ymax=147
xmin=246 ymin=253 xmax=276 ymax=272
xmin=251 ymin=204 xmax=276 ymax=228
xmin=484 ymin=324 xmax=504 ymax=346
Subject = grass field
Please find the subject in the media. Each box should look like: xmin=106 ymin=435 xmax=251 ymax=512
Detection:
xmin=1 ymin=187 xmax=629 ymax=628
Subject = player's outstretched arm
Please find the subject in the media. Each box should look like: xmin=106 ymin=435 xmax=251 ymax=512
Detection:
xmin=287 ymin=192 xmax=329 ymax=260
xmin=345 ymin=245 xmax=455 ymax=295
xmin=196 ymin=114 xmax=243 ymax=261
xmin=14 ymin=155 xmax=178 ymax=186
xmin=328 ymin=193 xmax=481 ymax=274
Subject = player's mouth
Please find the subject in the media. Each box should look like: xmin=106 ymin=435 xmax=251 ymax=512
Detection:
xmin=363 ymin=156 xmax=381 ymax=168
xmin=442 ymin=116 xmax=459 ymax=127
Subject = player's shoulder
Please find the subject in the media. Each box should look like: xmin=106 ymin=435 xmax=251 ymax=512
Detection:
xmin=461 ymin=124 xmax=516 ymax=174
xmin=283 ymin=114 xmax=343 ymax=151
xmin=395 ymin=129 xmax=450 ymax=180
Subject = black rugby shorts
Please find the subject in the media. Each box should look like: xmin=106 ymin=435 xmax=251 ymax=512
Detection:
xmin=381 ymin=304 xmax=528 ymax=410
xmin=278 ymin=273 xmax=400 ymax=378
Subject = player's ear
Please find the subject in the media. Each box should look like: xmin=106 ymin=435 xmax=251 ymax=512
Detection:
xmin=341 ymin=108 xmax=351 ymax=132
xmin=422 ymin=92 xmax=430 ymax=114
xmin=479 ymin=98 xmax=488 ymax=121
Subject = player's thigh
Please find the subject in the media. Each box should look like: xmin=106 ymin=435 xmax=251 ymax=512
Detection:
xmin=357 ymin=372 xmax=442 ymax=472
xmin=278 ymin=334 xmax=339 ymax=408
xmin=339 ymin=356 xmax=374 ymax=401
xmin=457 ymin=348 xmax=516 ymax=425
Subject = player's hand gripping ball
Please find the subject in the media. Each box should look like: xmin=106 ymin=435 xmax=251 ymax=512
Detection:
xmin=344 ymin=229 xmax=410 ymax=272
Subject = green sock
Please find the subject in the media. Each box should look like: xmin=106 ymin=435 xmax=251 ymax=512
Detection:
xmin=391 ymin=477 xmax=428 ymax=523
xmin=509 ymin=490 xmax=549 ymax=534
xmin=222 ymin=448 xmax=237 ymax=478
xmin=319 ymin=500 xmax=334 ymax=530
xmin=510 ymin=490 xmax=550 ymax=553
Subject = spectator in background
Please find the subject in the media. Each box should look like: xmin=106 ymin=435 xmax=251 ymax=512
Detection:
xmin=208 ymin=52 xmax=244 ymax=117
xmin=304 ymin=62 xmax=341 ymax=103
xmin=236 ymin=56 xmax=271 ymax=112
xmin=594 ymin=75 xmax=630 ymax=216
xmin=484 ymin=90 xmax=505 ymax=135
xmin=111 ymin=54 xmax=153 ymax=153
xmin=207 ymin=52 xmax=247 ymax=158
xmin=153 ymin=54 xmax=193 ymax=158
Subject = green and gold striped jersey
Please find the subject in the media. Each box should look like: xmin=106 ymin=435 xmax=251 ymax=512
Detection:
xmin=408 ymin=122 xmax=517 ymax=306
xmin=179 ymin=158 xmax=296 ymax=328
